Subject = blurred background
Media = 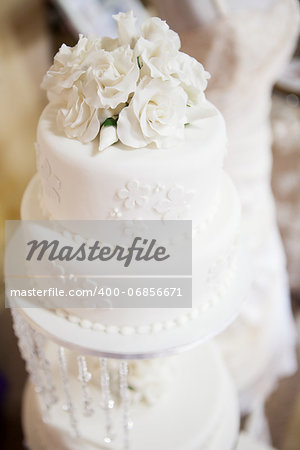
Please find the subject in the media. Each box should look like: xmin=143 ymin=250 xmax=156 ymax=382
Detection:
xmin=0 ymin=0 xmax=299 ymax=449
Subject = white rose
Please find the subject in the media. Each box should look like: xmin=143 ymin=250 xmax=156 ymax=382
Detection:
xmin=171 ymin=52 xmax=210 ymax=105
xmin=83 ymin=45 xmax=139 ymax=113
xmin=57 ymin=83 xmax=100 ymax=143
xmin=141 ymin=17 xmax=180 ymax=50
xmin=112 ymin=11 xmax=138 ymax=47
xmin=134 ymin=21 xmax=209 ymax=106
xmin=117 ymin=77 xmax=187 ymax=148
xmin=135 ymin=38 xmax=178 ymax=82
xmin=112 ymin=13 xmax=180 ymax=51
xmin=133 ymin=16 xmax=180 ymax=81
xmin=41 ymin=35 xmax=100 ymax=102
xmin=135 ymin=41 xmax=210 ymax=106
xmin=42 ymin=35 xmax=139 ymax=117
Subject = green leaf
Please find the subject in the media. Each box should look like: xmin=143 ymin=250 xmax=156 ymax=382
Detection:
xmin=184 ymin=122 xmax=190 ymax=126
xmin=137 ymin=56 xmax=143 ymax=69
xmin=101 ymin=117 xmax=118 ymax=128
xmin=128 ymin=385 xmax=135 ymax=391
xmin=187 ymin=104 xmax=191 ymax=107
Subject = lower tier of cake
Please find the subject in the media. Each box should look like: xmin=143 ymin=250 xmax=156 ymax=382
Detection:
xmin=22 ymin=342 xmax=240 ymax=450
xmin=20 ymin=171 xmax=243 ymax=334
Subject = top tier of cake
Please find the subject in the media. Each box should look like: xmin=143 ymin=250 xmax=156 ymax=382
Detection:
xmin=36 ymin=101 xmax=225 ymax=224
xmin=36 ymin=12 xmax=226 ymax=225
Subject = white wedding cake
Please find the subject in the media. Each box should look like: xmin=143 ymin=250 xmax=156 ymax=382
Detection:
xmin=21 ymin=12 xmax=241 ymax=335
xmin=15 ymin=12 xmax=249 ymax=450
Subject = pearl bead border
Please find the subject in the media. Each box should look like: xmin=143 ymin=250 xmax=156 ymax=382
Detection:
xmin=55 ymin=239 xmax=238 ymax=336
xmin=55 ymin=307 xmax=200 ymax=336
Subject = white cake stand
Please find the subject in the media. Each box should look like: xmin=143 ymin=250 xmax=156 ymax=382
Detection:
xmin=14 ymin=242 xmax=250 ymax=360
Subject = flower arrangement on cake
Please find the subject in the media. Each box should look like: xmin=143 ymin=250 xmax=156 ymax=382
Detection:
xmin=41 ymin=11 xmax=210 ymax=151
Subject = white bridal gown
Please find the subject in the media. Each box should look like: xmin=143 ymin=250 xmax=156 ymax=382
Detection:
xmin=153 ymin=0 xmax=300 ymax=440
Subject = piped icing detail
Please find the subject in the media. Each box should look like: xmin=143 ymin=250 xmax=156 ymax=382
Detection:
xmin=153 ymin=185 xmax=195 ymax=220
xmin=38 ymin=176 xmax=219 ymax=235
xmin=35 ymin=144 xmax=62 ymax=204
xmin=117 ymin=180 xmax=151 ymax=209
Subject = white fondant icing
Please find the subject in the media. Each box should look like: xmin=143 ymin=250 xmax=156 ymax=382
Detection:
xmin=36 ymin=101 xmax=226 ymax=224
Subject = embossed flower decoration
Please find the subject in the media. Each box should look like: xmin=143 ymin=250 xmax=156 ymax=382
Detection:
xmin=154 ymin=185 xmax=195 ymax=220
xmin=35 ymin=144 xmax=61 ymax=204
xmin=117 ymin=180 xmax=151 ymax=209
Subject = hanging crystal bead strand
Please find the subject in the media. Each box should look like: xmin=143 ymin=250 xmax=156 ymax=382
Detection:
xmin=119 ymin=360 xmax=132 ymax=450
xmin=77 ymin=355 xmax=94 ymax=417
xmin=58 ymin=346 xmax=79 ymax=438
xmin=99 ymin=357 xmax=115 ymax=444
xmin=32 ymin=330 xmax=57 ymax=407
xmin=11 ymin=310 xmax=50 ymax=421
